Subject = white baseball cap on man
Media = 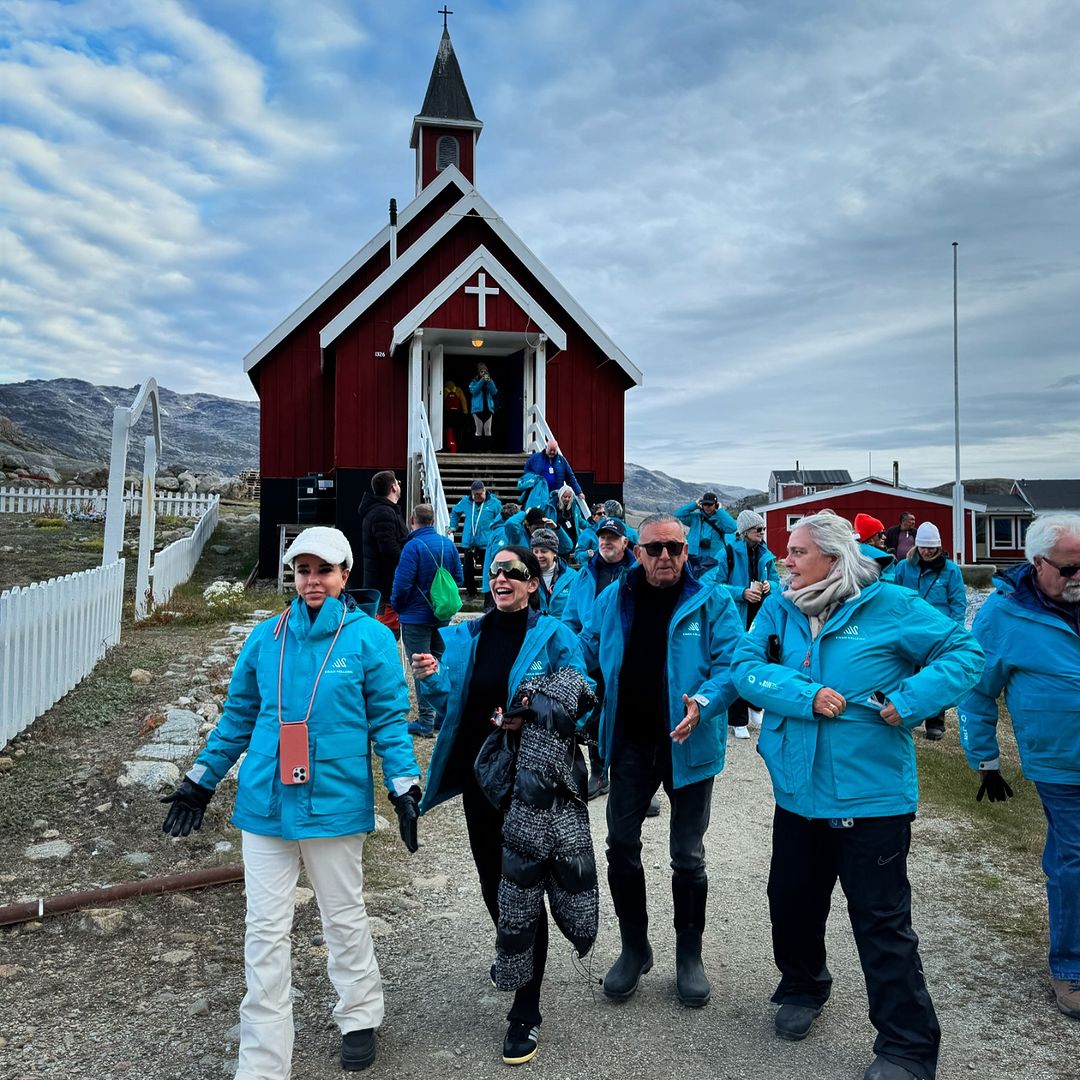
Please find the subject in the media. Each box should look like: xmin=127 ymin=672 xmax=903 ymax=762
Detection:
xmin=282 ymin=526 xmax=354 ymax=569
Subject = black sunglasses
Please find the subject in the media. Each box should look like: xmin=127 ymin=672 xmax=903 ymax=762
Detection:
xmin=1041 ymin=556 xmax=1080 ymax=578
xmin=640 ymin=540 xmax=686 ymax=558
xmin=489 ymin=558 xmax=532 ymax=582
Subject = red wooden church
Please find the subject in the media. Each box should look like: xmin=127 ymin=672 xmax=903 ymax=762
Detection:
xmin=243 ymin=25 xmax=641 ymax=576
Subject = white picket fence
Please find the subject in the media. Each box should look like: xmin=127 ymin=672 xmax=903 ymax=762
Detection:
xmin=0 ymin=560 xmax=125 ymax=745
xmin=150 ymin=495 xmax=221 ymax=610
xmin=0 ymin=485 xmax=217 ymax=519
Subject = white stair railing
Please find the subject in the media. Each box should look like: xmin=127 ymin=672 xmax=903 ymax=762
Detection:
xmin=415 ymin=401 xmax=450 ymax=535
xmin=525 ymin=404 xmax=591 ymax=518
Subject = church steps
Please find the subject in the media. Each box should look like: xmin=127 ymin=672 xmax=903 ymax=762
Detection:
xmin=436 ymin=452 xmax=527 ymax=510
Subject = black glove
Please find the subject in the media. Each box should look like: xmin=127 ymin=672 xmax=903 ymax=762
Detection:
xmin=389 ymin=785 xmax=421 ymax=853
xmin=160 ymin=778 xmax=215 ymax=837
xmin=976 ymin=769 xmax=1014 ymax=803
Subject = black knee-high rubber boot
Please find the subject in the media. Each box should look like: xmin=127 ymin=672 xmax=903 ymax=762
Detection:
xmin=672 ymin=874 xmax=711 ymax=1007
xmin=604 ymin=868 xmax=653 ymax=1000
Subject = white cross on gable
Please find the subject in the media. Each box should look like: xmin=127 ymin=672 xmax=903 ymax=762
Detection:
xmin=464 ymin=271 xmax=500 ymax=327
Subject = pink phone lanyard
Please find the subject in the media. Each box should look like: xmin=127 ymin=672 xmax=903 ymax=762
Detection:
xmin=273 ymin=605 xmax=347 ymax=726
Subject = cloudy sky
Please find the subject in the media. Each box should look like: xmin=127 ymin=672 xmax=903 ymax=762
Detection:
xmin=3 ymin=0 xmax=1078 ymax=491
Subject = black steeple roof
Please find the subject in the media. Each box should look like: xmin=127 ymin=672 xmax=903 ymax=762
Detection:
xmin=411 ymin=28 xmax=482 ymax=147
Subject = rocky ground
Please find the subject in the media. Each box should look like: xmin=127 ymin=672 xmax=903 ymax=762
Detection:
xmin=0 ymin=571 xmax=1072 ymax=1079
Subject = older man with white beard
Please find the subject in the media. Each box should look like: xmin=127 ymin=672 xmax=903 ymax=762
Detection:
xmin=959 ymin=513 xmax=1080 ymax=1021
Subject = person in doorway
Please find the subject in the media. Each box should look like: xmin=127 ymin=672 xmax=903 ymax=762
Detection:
xmin=530 ymin=527 xmax=577 ymax=618
xmin=854 ymin=513 xmax=896 ymax=583
xmin=469 ymin=363 xmax=498 ymax=443
xmin=449 ymin=480 xmax=502 ymax=598
xmin=443 ymin=380 xmax=468 ymax=453
xmin=411 ymin=546 xmax=588 ymax=1066
xmin=579 ymin=513 xmax=743 ymax=1009
xmin=958 ymin=513 xmax=1080 ymax=1022
xmin=357 ymin=470 xmax=408 ymax=636
xmin=524 ymin=439 xmax=583 ymax=496
xmin=391 ymin=503 xmax=464 ymax=738
xmin=732 ymin=512 xmax=983 ymax=1080
xmin=563 ymin=517 xmax=638 ymax=802
xmin=160 ymin=527 xmax=421 ymax=1077
xmin=885 ymin=512 xmax=918 ymax=561
xmin=675 ymin=492 xmax=738 ymax=559
xmin=892 ymin=521 xmax=966 ymax=740
xmin=714 ymin=509 xmax=780 ymax=739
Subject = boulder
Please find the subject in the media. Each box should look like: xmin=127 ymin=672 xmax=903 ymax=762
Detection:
xmin=178 ymin=470 xmax=197 ymax=493
xmin=118 ymin=760 xmax=180 ymax=791
xmin=156 ymin=475 xmax=180 ymax=492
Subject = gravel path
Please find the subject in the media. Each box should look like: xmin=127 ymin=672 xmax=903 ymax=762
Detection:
xmin=2 ymin=628 xmax=1075 ymax=1079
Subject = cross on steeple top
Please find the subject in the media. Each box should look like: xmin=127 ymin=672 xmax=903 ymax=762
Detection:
xmin=438 ymin=6 xmax=453 ymax=31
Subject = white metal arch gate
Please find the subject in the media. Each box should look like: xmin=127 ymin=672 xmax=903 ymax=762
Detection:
xmin=101 ymin=379 xmax=162 ymax=619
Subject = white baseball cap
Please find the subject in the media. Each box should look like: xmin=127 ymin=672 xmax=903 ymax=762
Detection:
xmin=282 ymin=526 xmax=353 ymax=570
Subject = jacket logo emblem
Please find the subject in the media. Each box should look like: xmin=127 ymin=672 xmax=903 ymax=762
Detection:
xmin=328 ymin=657 xmax=350 ymax=673
xmin=683 ymin=621 xmax=701 ymax=634
xmin=527 ymin=660 xmax=544 ymax=673
xmin=837 ymin=624 xmax=862 ymax=639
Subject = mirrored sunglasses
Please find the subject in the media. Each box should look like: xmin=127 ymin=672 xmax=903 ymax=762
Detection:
xmin=488 ymin=558 xmax=532 ymax=582
xmin=640 ymin=540 xmax=686 ymax=558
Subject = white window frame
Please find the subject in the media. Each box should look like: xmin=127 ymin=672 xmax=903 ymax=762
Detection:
xmin=990 ymin=515 xmax=1018 ymax=550
xmin=786 ymin=514 xmax=803 ymax=530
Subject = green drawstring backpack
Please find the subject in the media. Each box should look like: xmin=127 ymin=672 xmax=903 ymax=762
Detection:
xmin=423 ymin=543 xmax=463 ymax=622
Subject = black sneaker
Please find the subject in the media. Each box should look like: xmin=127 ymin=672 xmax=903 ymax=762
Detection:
xmin=341 ymin=1028 xmax=376 ymax=1071
xmin=774 ymin=1002 xmax=822 ymax=1041
xmin=502 ymin=1021 xmax=540 ymax=1065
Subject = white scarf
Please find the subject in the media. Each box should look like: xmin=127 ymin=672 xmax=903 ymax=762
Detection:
xmin=784 ymin=568 xmax=853 ymax=639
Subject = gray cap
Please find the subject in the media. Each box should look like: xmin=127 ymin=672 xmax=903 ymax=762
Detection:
xmin=529 ymin=528 xmax=560 ymax=553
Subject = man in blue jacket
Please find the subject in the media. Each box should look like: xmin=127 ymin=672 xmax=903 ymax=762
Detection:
xmin=391 ymin=503 xmax=465 ymax=737
xmin=959 ymin=513 xmax=1080 ymax=1022
xmin=449 ymin=480 xmax=502 ymax=598
xmin=580 ymin=513 xmax=743 ymax=1010
xmin=524 ymin=439 xmax=582 ymax=496
xmin=675 ymin=492 xmax=738 ymax=558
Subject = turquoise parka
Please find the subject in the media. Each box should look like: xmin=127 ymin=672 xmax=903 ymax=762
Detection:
xmin=959 ymin=564 xmax=1080 ymax=784
xmin=893 ymin=549 xmax=965 ymax=623
xmin=188 ymin=595 xmax=418 ymax=840
xmin=419 ymin=609 xmax=588 ymax=812
xmin=539 ymin=559 xmax=578 ymax=620
xmin=713 ymin=535 xmax=782 ymax=624
xmin=503 ymin=510 xmax=573 ymax=557
xmin=858 ymin=542 xmax=896 ymax=584
xmin=450 ymin=492 xmax=502 ymax=549
xmin=732 ymin=581 xmax=984 ymax=819
xmin=674 ymin=501 xmax=739 ymax=559
xmin=579 ymin=566 xmax=743 ymax=789
xmin=469 ymin=374 xmax=498 ymax=413
xmin=561 ymin=549 xmax=637 ymax=634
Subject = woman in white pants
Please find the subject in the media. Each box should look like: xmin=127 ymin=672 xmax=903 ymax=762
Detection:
xmin=161 ymin=526 xmax=421 ymax=1076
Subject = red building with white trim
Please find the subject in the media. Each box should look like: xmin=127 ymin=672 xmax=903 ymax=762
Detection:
xmin=244 ymin=27 xmax=640 ymax=575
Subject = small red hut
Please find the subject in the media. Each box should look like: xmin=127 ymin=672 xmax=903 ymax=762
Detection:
xmin=243 ymin=26 xmax=640 ymax=576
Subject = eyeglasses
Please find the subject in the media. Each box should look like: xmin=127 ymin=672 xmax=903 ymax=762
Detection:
xmin=1040 ymin=556 xmax=1080 ymax=578
xmin=489 ymin=559 xmax=532 ymax=582
xmin=640 ymin=541 xmax=686 ymax=558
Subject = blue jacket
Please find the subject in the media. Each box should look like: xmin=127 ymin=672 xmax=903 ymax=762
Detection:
xmin=539 ymin=559 xmax=578 ymax=619
xmin=450 ymin=493 xmax=502 ymax=550
xmin=674 ymin=502 xmax=739 ymax=558
xmin=419 ymin=609 xmax=587 ymax=812
xmin=733 ymin=581 xmax=984 ymax=819
xmin=390 ymin=526 xmax=465 ymax=626
xmin=859 ymin=542 xmax=896 ymax=584
xmin=516 ymin=472 xmax=552 ymax=511
xmin=503 ymin=510 xmax=573 ymax=557
xmin=893 ymin=550 xmax=965 ymax=623
xmin=188 ymin=595 xmax=418 ymax=839
xmin=959 ymin=564 xmax=1080 ymax=784
xmin=469 ymin=374 xmax=498 ymax=413
xmin=562 ymin=549 xmax=637 ymax=634
xmin=713 ymin=537 xmax=782 ymax=624
xmin=480 ymin=520 xmax=512 ymax=595
xmin=524 ymin=450 xmax=582 ymax=495
xmin=579 ymin=567 xmax=743 ymax=789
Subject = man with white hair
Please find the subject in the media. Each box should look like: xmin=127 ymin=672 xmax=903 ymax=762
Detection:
xmin=523 ymin=438 xmax=583 ymax=496
xmin=959 ymin=513 xmax=1080 ymax=1021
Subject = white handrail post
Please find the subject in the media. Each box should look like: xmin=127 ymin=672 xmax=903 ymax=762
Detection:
xmin=134 ymin=435 xmax=157 ymax=620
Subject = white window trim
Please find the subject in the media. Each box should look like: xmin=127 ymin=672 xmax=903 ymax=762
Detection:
xmin=786 ymin=514 xmax=802 ymax=530
xmin=989 ymin=515 xmax=1018 ymax=550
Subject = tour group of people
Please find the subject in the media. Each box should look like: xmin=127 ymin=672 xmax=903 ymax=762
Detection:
xmin=158 ymin=455 xmax=1080 ymax=1080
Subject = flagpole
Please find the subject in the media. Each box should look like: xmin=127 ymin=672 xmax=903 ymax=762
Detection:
xmin=952 ymin=242 xmax=965 ymax=562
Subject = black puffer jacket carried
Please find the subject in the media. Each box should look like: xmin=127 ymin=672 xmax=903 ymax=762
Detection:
xmin=493 ymin=668 xmax=598 ymax=991
xmin=357 ymin=492 xmax=408 ymax=606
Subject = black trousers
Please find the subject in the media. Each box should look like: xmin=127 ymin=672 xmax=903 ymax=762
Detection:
xmin=461 ymin=776 xmax=547 ymax=1026
xmin=462 ymin=546 xmax=484 ymax=597
xmin=769 ymin=806 xmax=940 ymax=1080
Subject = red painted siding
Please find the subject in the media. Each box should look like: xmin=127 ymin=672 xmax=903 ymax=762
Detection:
xmin=420 ymin=127 xmax=475 ymax=189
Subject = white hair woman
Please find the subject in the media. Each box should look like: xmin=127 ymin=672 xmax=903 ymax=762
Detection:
xmin=732 ymin=512 xmax=984 ymax=1080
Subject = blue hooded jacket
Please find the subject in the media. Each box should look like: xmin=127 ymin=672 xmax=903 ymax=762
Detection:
xmin=418 ymin=608 xmax=588 ymax=812
xmin=449 ymin=492 xmax=502 ymax=549
xmin=188 ymin=595 xmax=418 ymax=839
xmin=674 ymin=501 xmax=739 ymax=558
xmin=539 ymin=559 xmax=578 ymax=619
xmin=503 ymin=510 xmax=573 ymax=557
xmin=390 ymin=526 xmax=465 ymax=626
xmin=712 ymin=535 xmax=782 ymax=623
xmin=524 ymin=449 xmax=582 ymax=495
xmin=469 ymin=374 xmax=498 ymax=413
xmin=959 ymin=563 xmax=1080 ymax=784
xmin=893 ymin=549 xmax=965 ymax=623
xmin=561 ymin=548 xmax=637 ymax=634
xmin=732 ymin=581 xmax=984 ymax=819
xmin=579 ymin=567 xmax=743 ymax=789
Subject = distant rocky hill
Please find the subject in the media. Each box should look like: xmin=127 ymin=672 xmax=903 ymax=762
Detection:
xmin=0 ymin=379 xmax=259 ymax=475
xmin=623 ymin=462 xmax=761 ymax=513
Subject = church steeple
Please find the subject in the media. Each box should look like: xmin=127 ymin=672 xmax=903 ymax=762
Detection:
xmin=410 ymin=24 xmax=483 ymax=193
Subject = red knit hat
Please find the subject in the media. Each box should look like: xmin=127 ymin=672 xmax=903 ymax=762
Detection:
xmin=853 ymin=513 xmax=886 ymax=541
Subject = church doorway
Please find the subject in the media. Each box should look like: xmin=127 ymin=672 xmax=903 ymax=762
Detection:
xmin=442 ymin=349 xmax=525 ymax=454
